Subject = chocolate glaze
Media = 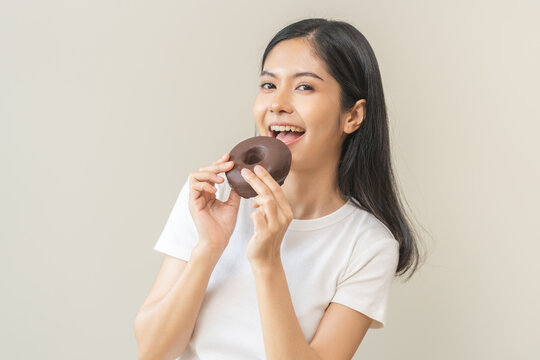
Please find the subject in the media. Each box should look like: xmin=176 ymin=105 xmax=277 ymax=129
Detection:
xmin=225 ymin=136 xmax=292 ymax=198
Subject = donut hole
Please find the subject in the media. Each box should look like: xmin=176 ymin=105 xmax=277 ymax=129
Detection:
xmin=243 ymin=146 xmax=266 ymax=165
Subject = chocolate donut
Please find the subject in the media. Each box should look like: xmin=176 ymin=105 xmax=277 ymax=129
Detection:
xmin=225 ymin=136 xmax=292 ymax=198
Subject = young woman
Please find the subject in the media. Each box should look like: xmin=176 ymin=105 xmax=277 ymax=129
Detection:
xmin=135 ymin=18 xmax=423 ymax=360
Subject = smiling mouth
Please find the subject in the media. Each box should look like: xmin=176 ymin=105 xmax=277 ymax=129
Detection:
xmin=269 ymin=127 xmax=306 ymax=146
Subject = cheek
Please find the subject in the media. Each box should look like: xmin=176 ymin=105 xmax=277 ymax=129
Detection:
xmin=252 ymin=95 xmax=266 ymax=118
xmin=304 ymin=114 xmax=341 ymax=146
xmin=302 ymin=100 xmax=336 ymax=130
xmin=252 ymin=98 xmax=267 ymax=133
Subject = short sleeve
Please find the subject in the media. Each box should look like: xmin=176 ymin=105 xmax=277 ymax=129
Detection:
xmin=331 ymin=238 xmax=400 ymax=329
xmin=153 ymin=175 xmax=199 ymax=261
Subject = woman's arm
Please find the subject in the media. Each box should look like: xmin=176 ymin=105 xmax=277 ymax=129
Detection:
xmin=252 ymin=261 xmax=322 ymax=360
xmin=253 ymin=261 xmax=373 ymax=360
xmin=239 ymin=166 xmax=321 ymax=359
xmin=134 ymin=244 xmax=223 ymax=360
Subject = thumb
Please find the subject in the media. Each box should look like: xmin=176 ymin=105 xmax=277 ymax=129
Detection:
xmin=225 ymin=188 xmax=241 ymax=209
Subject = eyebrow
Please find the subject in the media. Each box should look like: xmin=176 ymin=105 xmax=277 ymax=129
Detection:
xmin=260 ymin=70 xmax=324 ymax=81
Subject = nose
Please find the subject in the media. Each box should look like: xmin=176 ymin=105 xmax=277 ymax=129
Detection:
xmin=269 ymin=88 xmax=293 ymax=114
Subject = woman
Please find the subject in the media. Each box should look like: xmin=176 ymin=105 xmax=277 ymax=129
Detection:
xmin=135 ymin=18 xmax=423 ymax=360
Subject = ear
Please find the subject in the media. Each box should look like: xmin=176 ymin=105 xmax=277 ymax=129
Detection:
xmin=343 ymin=99 xmax=366 ymax=134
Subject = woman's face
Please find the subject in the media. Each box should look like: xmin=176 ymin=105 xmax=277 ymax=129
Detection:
xmin=253 ymin=38 xmax=348 ymax=171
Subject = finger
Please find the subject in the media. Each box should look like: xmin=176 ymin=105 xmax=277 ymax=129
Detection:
xmin=251 ymin=208 xmax=267 ymax=230
xmin=253 ymin=165 xmax=291 ymax=216
xmin=241 ymin=168 xmax=273 ymax=198
xmin=253 ymin=195 xmax=279 ymax=231
xmin=190 ymin=171 xmax=225 ymax=185
xmin=243 ymin=168 xmax=279 ymax=230
xmin=199 ymin=160 xmax=234 ymax=174
xmin=189 ymin=174 xmax=218 ymax=202
xmin=190 ymin=179 xmax=217 ymax=199
xmin=212 ymin=153 xmax=230 ymax=165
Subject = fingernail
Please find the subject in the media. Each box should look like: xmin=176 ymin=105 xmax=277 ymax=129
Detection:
xmin=254 ymin=165 xmax=263 ymax=174
xmin=241 ymin=168 xmax=249 ymax=176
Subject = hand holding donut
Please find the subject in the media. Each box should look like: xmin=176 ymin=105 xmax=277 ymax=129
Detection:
xmin=240 ymin=164 xmax=293 ymax=269
xmin=188 ymin=153 xmax=241 ymax=252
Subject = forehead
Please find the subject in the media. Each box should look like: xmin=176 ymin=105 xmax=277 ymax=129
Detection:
xmin=262 ymin=38 xmax=329 ymax=76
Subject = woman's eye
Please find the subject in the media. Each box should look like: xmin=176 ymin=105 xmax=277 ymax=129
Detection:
xmin=260 ymin=82 xmax=275 ymax=89
xmin=298 ymin=84 xmax=313 ymax=91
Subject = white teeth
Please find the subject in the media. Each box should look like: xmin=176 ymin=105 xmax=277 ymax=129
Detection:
xmin=270 ymin=125 xmax=305 ymax=132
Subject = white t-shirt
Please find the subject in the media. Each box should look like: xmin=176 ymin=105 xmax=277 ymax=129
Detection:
xmin=154 ymin=173 xmax=400 ymax=360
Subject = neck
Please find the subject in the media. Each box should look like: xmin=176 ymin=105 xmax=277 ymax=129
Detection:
xmin=281 ymin=160 xmax=348 ymax=220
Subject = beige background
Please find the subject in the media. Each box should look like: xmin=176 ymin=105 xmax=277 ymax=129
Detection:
xmin=1 ymin=0 xmax=539 ymax=359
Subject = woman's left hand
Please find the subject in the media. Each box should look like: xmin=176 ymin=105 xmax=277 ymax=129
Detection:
xmin=241 ymin=165 xmax=293 ymax=269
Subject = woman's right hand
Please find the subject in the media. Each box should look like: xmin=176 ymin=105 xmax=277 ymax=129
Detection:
xmin=188 ymin=153 xmax=241 ymax=252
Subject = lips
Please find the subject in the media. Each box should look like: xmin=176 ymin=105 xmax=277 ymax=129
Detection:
xmin=266 ymin=122 xmax=306 ymax=146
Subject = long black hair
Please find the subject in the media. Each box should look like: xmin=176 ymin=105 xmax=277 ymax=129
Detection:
xmin=259 ymin=18 xmax=426 ymax=280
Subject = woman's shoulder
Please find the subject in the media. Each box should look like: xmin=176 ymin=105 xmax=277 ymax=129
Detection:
xmin=347 ymin=199 xmax=397 ymax=247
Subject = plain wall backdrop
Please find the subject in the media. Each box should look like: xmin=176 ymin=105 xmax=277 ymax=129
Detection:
xmin=1 ymin=0 xmax=539 ymax=359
